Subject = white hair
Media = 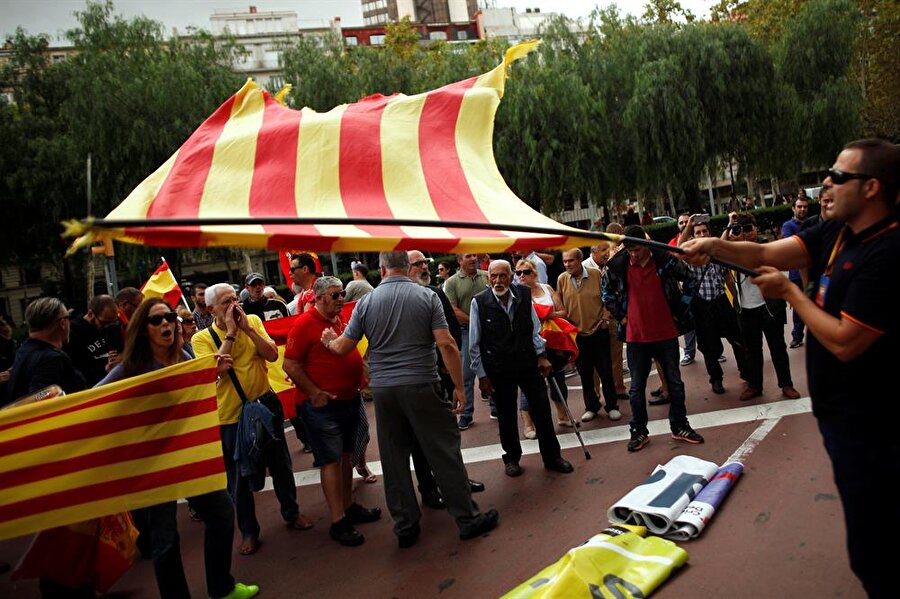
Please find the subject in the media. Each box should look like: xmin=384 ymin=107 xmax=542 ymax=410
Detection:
xmin=488 ymin=259 xmax=512 ymax=273
xmin=205 ymin=283 xmax=235 ymax=307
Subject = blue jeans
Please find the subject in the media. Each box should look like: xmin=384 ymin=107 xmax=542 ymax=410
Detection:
xmin=221 ymin=416 xmax=299 ymax=540
xmin=683 ymin=330 xmax=696 ymax=359
xmin=626 ymin=338 xmax=689 ymax=434
xmin=818 ymin=417 xmax=899 ymax=598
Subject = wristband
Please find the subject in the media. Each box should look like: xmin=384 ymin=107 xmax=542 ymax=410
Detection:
xmin=225 ymin=335 xmax=236 ymax=342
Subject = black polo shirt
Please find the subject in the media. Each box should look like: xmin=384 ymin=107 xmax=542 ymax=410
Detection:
xmin=795 ymin=216 xmax=900 ymax=423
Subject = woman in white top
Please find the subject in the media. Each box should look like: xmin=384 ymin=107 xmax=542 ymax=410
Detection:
xmin=726 ymin=214 xmax=800 ymax=402
xmin=515 ymin=258 xmax=573 ymax=438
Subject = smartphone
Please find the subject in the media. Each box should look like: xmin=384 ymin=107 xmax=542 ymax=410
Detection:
xmin=103 ymin=323 xmax=124 ymax=353
xmin=694 ymin=214 xmax=710 ymax=224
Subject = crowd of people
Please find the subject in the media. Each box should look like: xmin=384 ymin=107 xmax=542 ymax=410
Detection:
xmin=0 ymin=138 xmax=896 ymax=598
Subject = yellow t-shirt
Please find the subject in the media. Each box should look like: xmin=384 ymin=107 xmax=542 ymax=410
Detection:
xmin=193 ymin=314 xmax=274 ymax=425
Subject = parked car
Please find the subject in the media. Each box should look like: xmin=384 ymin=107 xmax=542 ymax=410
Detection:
xmin=652 ymin=216 xmax=677 ymax=224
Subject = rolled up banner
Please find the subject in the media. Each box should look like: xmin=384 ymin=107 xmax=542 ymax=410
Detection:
xmin=608 ymin=455 xmax=719 ymax=535
xmin=664 ymin=462 xmax=744 ymax=541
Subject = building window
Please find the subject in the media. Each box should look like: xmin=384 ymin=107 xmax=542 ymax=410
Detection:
xmin=345 ymin=36 xmax=358 ymax=46
xmin=429 ymin=31 xmax=447 ymax=41
xmin=457 ymin=30 xmax=468 ymax=40
xmin=369 ymin=34 xmax=386 ymax=46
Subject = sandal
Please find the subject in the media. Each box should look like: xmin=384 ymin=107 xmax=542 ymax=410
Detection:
xmin=239 ymin=537 xmax=261 ymax=556
xmin=356 ymin=465 xmax=377 ymax=484
xmin=524 ymin=426 xmax=537 ymax=440
xmin=557 ymin=418 xmax=574 ymax=427
xmin=287 ymin=514 xmax=314 ymax=530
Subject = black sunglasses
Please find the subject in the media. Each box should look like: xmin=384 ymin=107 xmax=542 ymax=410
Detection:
xmin=148 ymin=312 xmax=178 ymax=326
xmin=329 ymin=291 xmax=347 ymax=300
xmin=827 ymin=168 xmax=875 ymax=185
xmin=181 ymin=318 xmax=194 ymax=325
xmin=410 ymin=260 xmax=428 ymax=268
xmin=514 ymin=269 xmax=534 ymax=276
xmin=728 ymin=224 xmax=754 ymax=235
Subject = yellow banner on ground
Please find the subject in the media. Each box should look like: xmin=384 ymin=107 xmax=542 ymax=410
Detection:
xmin=503 ymin=525 xmax=688 ymax=598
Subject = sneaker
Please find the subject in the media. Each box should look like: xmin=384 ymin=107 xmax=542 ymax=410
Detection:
xmin=607 ymin=409 xmax=622 ymax=421
xmin=329 ymin=517 xmax=364 ymax=547
xmin=221 ymin=582 xmax=261 ymax=599
xmin=627 ymin=431 xmax=650 ymax=452
xmin=718 ymin=354 xmax=727 ymax=363
xmin=672 ymin=427 xmax=705 ymax=444
xmin=622 ymin=360 xmax=629 ymax=374
xmin=580 ymin=410 xmax=597 ymax=422
xmin=680 ymin=355 xmax=694 ymax=366
xmin=650 ymin=386 xmax=664 ymax=397
xmin=458 ymin=415 xmax=473 ymax=430
xmin=489 ymin=409 xmax=498 ymax=420
xmin=789 ymin=339 xmax=804 ymax=349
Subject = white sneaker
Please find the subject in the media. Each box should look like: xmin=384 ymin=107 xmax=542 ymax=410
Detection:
xmin=581 ymin=411 xmax=597 ymax=422
xmin=607 ymin=409 xmax=622 ymax=421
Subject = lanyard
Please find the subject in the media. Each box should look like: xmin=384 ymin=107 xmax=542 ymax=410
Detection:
xmin=823 ymin=228 xmax=847 ymax=278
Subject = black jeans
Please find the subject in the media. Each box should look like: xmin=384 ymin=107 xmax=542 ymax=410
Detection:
xmin=133 ymin=490 xmax=236 ymax=599
xmin=738 ymin=305 xmax=793 ymax=390
xmin=487 ymin=366 xmax=560 ymax=465
xmin=693 ymin=294 xmax=748 ymax=384
xmin=627 ymin=338 xmax=689 ymax=434
xmin=819 ymin=417 xmax=899 ymax=598
xmin=575 ymin=329 xmax=618 ymax=413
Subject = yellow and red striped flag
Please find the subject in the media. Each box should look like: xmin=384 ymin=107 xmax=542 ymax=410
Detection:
xmin=0 ymin=356 xmax=223 ymax=541
xmin=66 ymin=41 xmax=605 ymax=255
xmin=140 ymin=259 xmax=183 ymax=307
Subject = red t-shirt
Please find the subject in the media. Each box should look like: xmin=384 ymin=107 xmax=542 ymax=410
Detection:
xmin=625 ymin=258 xmax=678 ymax=343
xmin=668 ymin=234 xmax=680 ymax=247
xmin=284 ymin=308 xmax=364 ymax=404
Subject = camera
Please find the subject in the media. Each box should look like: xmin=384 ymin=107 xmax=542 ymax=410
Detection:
xmin=693 ymin=214 xmax=710 ymax=224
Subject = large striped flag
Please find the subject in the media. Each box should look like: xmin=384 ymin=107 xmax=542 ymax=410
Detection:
xmin=533 ymin=303 xmax=579 ymax=364
xmin=0 ymin=356 xmax=223 ymax=541
xmin=140 ymin=258 xmax=184 ymax=308
xmin=66 ymin=41 xmax=603 ymax=254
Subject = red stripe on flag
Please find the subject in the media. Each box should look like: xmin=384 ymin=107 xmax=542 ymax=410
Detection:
xmin=339 ymin=94 xmax=406 ymax=241
xmin=0 ymin=426 xmax=221 ymax=489
xmin=419 ymin=77 xmax=505 ymax=243
xmin=132 ymin=93 xmax=237 ymax=240
xmin=0 ymin=397 xmax=218 ymax=456
xmin=0 ymin=457 xmax=225 ymax=523
xmin=0 ymin=368 xmax=217 ymax=434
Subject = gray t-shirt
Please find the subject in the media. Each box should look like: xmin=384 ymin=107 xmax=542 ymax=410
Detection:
xmin=344 ymin=275 xmax=447 ymax=387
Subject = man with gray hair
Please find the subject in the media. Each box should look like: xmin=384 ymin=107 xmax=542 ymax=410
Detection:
xmin=470 ymin=260 xmax=573 ymax=477
xmin=323 ymin=251 xmax=499 ymax=548
xmin=5 ymin=298 xmax=84 ymax=408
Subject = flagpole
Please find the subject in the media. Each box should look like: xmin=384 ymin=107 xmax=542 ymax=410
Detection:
xmin=84 ymin=216 xmax=760 ymax=277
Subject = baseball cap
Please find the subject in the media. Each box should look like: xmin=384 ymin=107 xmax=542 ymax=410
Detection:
xmin=245 ymin=272 xmax=265 ymax=285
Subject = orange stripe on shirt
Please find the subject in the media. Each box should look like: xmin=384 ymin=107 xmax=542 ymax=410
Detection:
xmin=840 ymin=310 xmax=885 ymax=335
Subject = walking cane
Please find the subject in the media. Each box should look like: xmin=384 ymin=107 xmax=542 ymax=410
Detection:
xmin=547 ymin=376 xmax=591 ymax=460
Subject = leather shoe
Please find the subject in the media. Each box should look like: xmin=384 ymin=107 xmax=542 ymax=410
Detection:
xmin=329 ymin=517 xmax=364 ymax=547
xmin=421 ymin=489 xmax=445 ymax=510
xmin=711 ymin=380 xmax=726 ymax=394
xmin=782 ymin=386 xmax=801 ymax=399
xmin=345 ymin=502 xmax=381 ymax=524
xmin=468 ymin=479 xmax=485 ymax=493
xmin=398 ymin=523 xmax=421 ymax=549
xmin=460 ymin=508 xmax=500 ymax=540
xmin=739 ymin=387 xmax=762 ymax=401
xmin=505 ymin=462 xmax=523 ymax=477
xmin=648 ymin=394 xmax=670 ymax=406
xmin=544 ymin=457 xmax=574 ymax=474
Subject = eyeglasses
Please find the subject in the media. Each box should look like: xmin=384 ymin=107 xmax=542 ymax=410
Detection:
xmin=728 ymin=224 xmax=754 ymax=235
xmin=147 ymin=312 xmax=178 ymax=326
xmin=514 ymin=269 xmax=534 ymax=277
xmin=181 ymin=318 xmax=194 ymax=325
xmin=410 ymin=260 xmax=428 ymax=268
xmin=328 ymin=291 xmax=347 ymax=301
xmin=827 ymin=168 xmax=875 ymax=185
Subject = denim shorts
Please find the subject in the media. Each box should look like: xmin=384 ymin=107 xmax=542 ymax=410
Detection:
xmin=300 ymin=398 xmax=361 ymax=467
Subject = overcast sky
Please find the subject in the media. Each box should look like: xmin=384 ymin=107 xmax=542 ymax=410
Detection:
xmin=3 ymin=0 xmax=715 ymax=43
